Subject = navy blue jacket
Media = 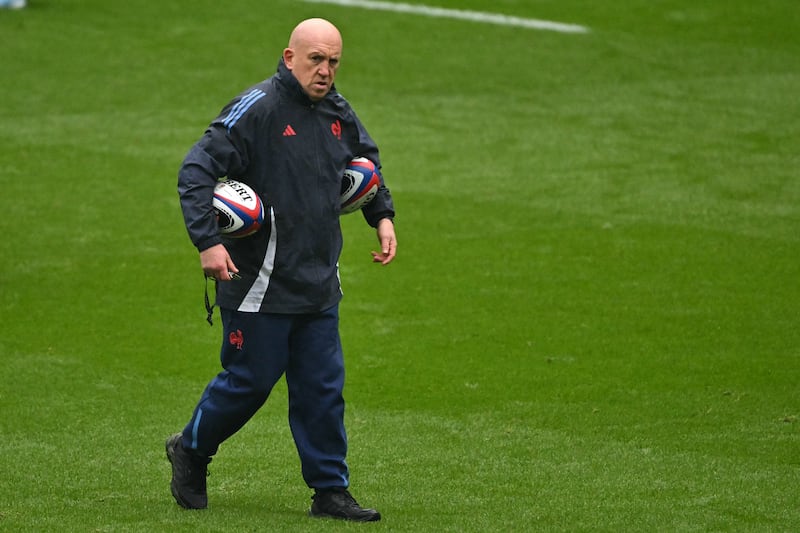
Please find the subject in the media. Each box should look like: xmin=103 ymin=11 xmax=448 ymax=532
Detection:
xmin=178 ymin=60 xmax=395 ymax=314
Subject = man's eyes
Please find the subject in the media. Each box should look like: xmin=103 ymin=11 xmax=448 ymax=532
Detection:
xmin=311 ymin=55 xmax=339 ymax=67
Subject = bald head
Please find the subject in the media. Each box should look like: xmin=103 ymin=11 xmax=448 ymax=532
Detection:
xmin=288 ymin=18 xmax=342 ymax=50
xmin=283 ymin=18 xmax=343 ymax=101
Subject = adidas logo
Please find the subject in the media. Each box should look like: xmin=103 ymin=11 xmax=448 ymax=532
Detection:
xmin=282 ymin=124 xmax=296 ymax=137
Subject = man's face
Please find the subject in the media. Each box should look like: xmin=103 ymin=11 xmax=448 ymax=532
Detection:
xmin=284 ymin=37 xmax=342 ymax=101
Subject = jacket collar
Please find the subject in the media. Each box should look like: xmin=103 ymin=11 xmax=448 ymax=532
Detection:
xmin=275 ymin=58 xmax=337 ymax=105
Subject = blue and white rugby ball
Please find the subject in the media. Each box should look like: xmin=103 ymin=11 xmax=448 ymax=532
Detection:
xmin=340 ymin=157 xmax=380 ymax=214
xmin=213 ymin=179 xmax=265 ymax=238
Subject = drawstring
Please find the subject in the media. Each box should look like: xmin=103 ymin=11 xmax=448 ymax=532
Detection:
xmin=204 ymin=275 xmax=216 ymax=326
xmin=203 ymin=271 xmax=241 ymax=325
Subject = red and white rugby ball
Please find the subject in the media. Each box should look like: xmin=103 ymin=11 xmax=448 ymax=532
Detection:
xmin=213 ymin=179 xmax=265 ymax=238
xmin=340 ymin=157 xmax=380 ymax=214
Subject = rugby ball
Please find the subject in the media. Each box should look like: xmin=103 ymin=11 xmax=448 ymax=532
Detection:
xmin=340 ymin=157 xmax=380 ymax=214
xmin=213 ymin=179 xmax=265 ymax=237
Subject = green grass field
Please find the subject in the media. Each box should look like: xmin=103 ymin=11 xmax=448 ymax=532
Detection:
xmin=1 ymin=0 xmax=798 ymax=531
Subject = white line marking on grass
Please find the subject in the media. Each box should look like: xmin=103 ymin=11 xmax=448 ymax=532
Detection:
xmin=300 ymin=0 xmax=590 ymax=34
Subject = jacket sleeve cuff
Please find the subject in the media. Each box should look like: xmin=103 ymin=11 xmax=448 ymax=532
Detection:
xmin=365 ymin=211 xmax=394 ymax=228
xmin=196 ymin=234 xmax=223 ymax=252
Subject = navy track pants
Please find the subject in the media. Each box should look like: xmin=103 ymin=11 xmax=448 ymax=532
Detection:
xmin=180 ymin=304 xmax=349 ymax=489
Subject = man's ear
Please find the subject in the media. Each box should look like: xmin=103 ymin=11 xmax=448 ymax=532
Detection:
xmin=283 ymin=48 xmax=294 ymax=69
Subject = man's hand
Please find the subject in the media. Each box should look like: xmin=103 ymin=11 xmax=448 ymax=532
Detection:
xmin=200 ymin=244 xmax=239 ymax=281
xmin=371 ymin=218 xmax=397 ymax=265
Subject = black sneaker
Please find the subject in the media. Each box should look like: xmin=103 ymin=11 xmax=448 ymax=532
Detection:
xmin=165 ymin=433 xmax=211 ymax=509
xmin=309 ymin=488 xmax=381 ymax=522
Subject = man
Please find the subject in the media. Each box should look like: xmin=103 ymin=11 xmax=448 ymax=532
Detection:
xmin=167 ymin=18 xmax=396 ymax=522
